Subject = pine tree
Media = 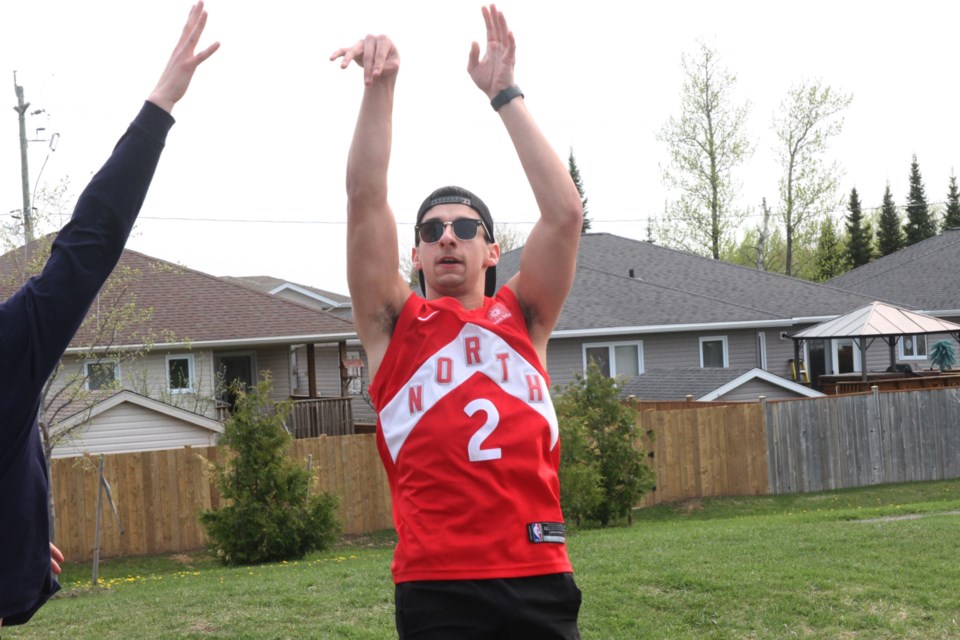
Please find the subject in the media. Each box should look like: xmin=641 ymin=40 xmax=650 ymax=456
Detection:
xmin=844 ymin=187 xmax=872 ymax=268
xmin=567 ymin=149 xmax=591 ymax=233
xmin=553 ymin=363 xmax=653 ymax=527
xmin=200 ymin=378 xmax=340 ymax=565
xmin=814 ymin=217 xmax=845 ymax=281
xmin=876 ymin=184 xmax=904 ymax=256
xmin=903 ymin=154 xmax=936 ymax=245
xmin=943 ymin=173 xmax=960 ymax=231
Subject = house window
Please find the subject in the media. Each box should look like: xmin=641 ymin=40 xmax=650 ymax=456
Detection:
xmin=700 ymin=336 xmax=729 ymax=368
xmin=757 ymin=331 xmax=768 ymax=370
xmin=583 ymin=342 xmax=643 ymax=377
xmin=167 ymin=354 xmax=195 ymax=394
xmin=899 ymin=334 xmax=928 ymax=360
xmin=85 ymin=360 xmax=118 ymax=390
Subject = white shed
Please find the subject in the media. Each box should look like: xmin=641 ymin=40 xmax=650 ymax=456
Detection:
xmin=51 ymin=391 xmax=224 ymax=459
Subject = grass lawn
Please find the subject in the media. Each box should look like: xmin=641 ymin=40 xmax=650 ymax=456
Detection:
xmin=6 ymin=479 xmax=960 ymax=639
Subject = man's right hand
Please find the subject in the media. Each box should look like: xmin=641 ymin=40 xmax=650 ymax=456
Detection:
xmin=330 ymin=35 xmax=400 ymax=86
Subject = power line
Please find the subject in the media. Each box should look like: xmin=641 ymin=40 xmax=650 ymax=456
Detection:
xmin=19 ymin=198 xmax=956 ymax=229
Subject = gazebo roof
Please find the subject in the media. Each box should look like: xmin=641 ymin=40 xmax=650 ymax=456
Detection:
xmin=791 ymin=301 xmax=960 ymax=340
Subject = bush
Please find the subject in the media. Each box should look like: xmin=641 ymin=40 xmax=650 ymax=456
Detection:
xmin=554 ymin=363 xmax=653 ymax=526
xmin=200 ymin=378 xmax=340 ymax=565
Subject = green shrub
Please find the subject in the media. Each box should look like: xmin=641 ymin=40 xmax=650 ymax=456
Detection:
xmin=199 ymin=378 xmax=340 ymax=565
xmin=555 ymin=363 xmax=653 ymax=526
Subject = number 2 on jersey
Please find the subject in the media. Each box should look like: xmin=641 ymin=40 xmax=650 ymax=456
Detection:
xmin=465 ymin=398 xmax=502 ymax=462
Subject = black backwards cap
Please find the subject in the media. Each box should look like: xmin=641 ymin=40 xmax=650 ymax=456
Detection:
xmin=415 ymin=186 xmax=497 ymax=297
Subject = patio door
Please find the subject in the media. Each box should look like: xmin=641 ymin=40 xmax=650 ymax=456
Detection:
xmin=830 ymin=338 xmax=862 ymax=374
xmin=216 ymin=352 xmax=256 ymax=410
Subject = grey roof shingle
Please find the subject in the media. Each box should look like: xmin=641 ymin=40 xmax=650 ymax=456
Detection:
xmin=826 ymin=228 xmax=960 ymax=311
xmin=497 ymin=233 xmax=884 ymax=331
xmin=224 ymin=275 xmax=352 ymax=306
xmin=0 ymin=244 xmax=356 ymax=348
xmin=618 ymin=368 xmax=754 ymax=400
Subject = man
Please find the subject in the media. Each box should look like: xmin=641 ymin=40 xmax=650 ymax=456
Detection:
xmin=0 ymin=3 xmax=218 ymax=626
xmin=332 ymin=5 xmax=583 ymax=638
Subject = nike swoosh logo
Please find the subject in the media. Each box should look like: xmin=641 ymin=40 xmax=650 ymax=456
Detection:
xmin=417 ymin=311 xmax=439 ymax=322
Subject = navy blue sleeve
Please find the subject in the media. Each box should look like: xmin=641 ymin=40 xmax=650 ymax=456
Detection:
xmin=0 ymin=100 xmax=174 ymax=626
xmin=0 ymin=101 xmax=173 ymax=440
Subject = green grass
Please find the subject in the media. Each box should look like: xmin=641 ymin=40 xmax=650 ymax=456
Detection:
xmin=7 ymin=480 xmax=960 ymax=639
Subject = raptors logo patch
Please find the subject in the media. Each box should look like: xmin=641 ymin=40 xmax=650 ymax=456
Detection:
xmin=486 ymin=301 xmax=513 ymax=324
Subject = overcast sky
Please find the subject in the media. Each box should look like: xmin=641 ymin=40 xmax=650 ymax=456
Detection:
xmin=2 ymin=0 xmax=959 ymax=295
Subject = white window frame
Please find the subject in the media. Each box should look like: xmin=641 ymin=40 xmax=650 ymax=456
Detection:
xmin=699 ymin=336 xmax=729 ymax=369
xmin=582 ymin=341 xmax=644 ymax=377
xmin=757 ymin=331 xmax=768 ymax=370
xmin=84 ymin=359 xmax=119 ymax=391
xmin=899 ymin=334 xmax=928 ymax=361
xmin=166 ymin=354 xmax=196 ymax=394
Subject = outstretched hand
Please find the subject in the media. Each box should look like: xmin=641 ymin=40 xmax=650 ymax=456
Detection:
xmin=147 ymin=1 xmax=220 ymax=114
xmin=330 ymin=35 xmax=400 ymax=86
xmin=467 ymin=5 xmax=516 ymax=99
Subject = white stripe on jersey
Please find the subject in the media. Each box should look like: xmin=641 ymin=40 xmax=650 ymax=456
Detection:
xmin=379 ymin=322 xmax=559 ymax=463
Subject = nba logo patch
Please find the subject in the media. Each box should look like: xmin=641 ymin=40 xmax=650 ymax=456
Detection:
xmin=528 ymin=522 xmax=566 ymax=544
xmin=529 ymin=523 xmax=544 ymax=543
xmin=486 ymin=302 xmax=512 ymax=324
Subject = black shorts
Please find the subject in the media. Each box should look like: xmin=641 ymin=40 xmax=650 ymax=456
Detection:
xmin=394 ymin=572 xmax=582 ymax=639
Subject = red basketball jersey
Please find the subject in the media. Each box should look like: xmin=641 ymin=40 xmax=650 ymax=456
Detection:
xmin=369 ymin=288 xmax=572 ymax=583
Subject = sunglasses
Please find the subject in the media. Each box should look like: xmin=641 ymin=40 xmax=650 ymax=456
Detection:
xmin=416 ymin=218 xmax=485 ymax=244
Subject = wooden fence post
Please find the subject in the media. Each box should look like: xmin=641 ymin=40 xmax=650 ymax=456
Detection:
xmin=92 ymin=455 xmax=104 ymax=586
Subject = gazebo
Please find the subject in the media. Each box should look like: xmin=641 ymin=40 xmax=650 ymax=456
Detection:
xmin=789 ymin=301 xmax=960 ymax=384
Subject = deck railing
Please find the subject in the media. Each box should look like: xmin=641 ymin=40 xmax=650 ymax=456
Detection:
xmin=286 ymin=396 xmax=354 ymax=438
xmin=216 ymin=396 xmax=355 ymax=438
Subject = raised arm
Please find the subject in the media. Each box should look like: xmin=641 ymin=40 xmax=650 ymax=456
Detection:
xmin=0 ymin=3 xmax=217 ymax=628
xmin=467 ymin=5 xmax=583 ymax=357
xmin=332 ymin=36 xmax=410 ymax=378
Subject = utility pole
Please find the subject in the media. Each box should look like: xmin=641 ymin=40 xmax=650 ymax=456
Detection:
xmin=13 ymin=72 xmax=33 ymax=243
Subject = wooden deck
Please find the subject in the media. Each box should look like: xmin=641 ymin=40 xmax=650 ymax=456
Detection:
xmin=819 ymin=370 xmax=960 ymax=395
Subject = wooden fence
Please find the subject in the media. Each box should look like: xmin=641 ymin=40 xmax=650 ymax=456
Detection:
xmin=633 ymin=386 xmax=960 ymax=506
xmin=766 ymin=387 xmax=960 ymax=494
xmin=51 ymin=386 xmax=960 ymax=561
xmin=635 ymin=402 xmax=769 ymax=507
xmin=51 ymin=434 xmax=392 ymax=562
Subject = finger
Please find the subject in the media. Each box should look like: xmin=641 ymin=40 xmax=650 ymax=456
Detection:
xmin=362 ymin=35 xmax=378 ymax=83
xmin=481 ymin=5 xmax=495 ymax=43
xmin=494 ymin=7 xmax=509 ymax=44
xmin=333 ymin=42 xmax=361 ymax=68
xmin=372 ymin=35 xmax=391 ymax=78
xmin=467 ymin=41 xmax=480 ymax=72
xmin=50 ymin=543 xmax=64 ymax=563
xmin=185 ymin=9 xmax=210 ymax=54
xmin=194 ymin=40 xmax=221 ymax=65
xmin=181 ymin=3 xmax=203 ymax=44
xmin=51 ymin=558 xmax=62 ymax=575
